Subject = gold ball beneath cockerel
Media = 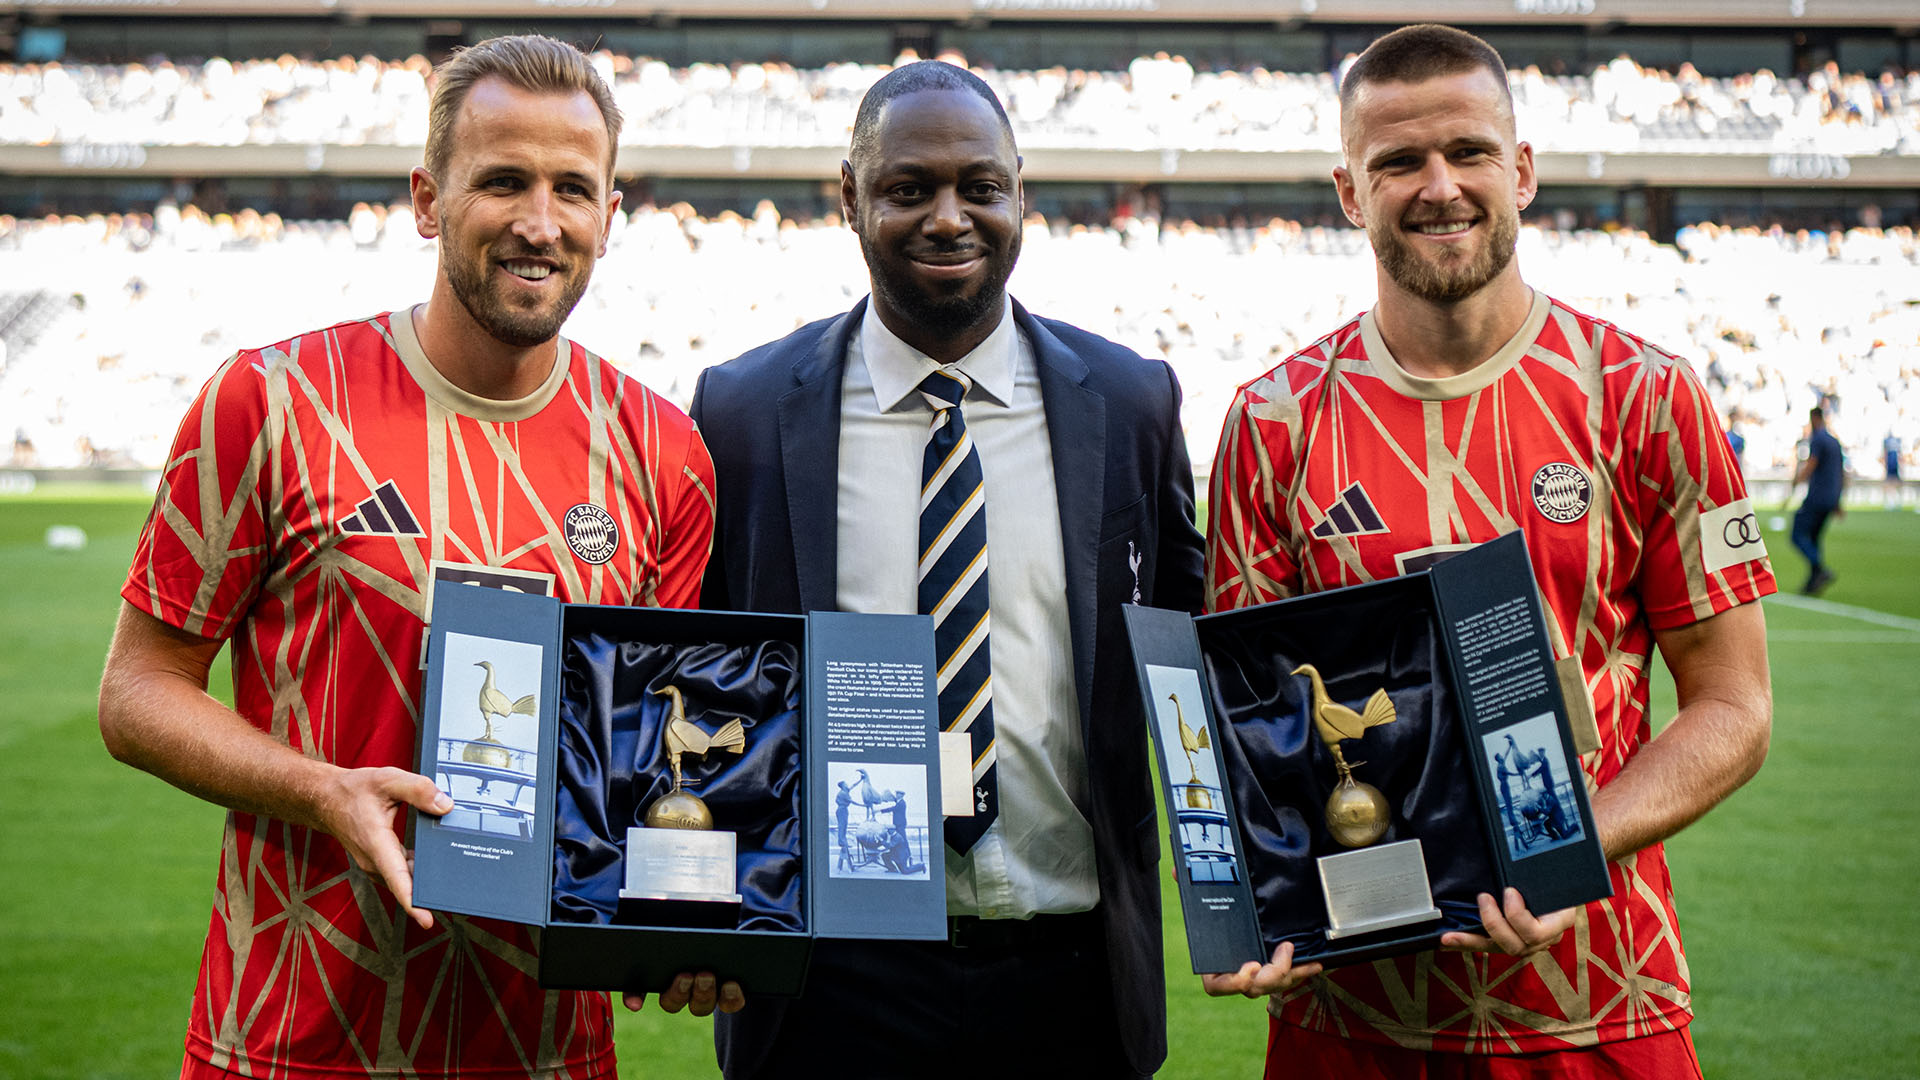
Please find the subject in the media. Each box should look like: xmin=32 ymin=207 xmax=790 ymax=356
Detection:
xmin=645 ymin=790 xmax=714 ymax=831
xmin=1325 ymin=774 xmax=1391 ymax=847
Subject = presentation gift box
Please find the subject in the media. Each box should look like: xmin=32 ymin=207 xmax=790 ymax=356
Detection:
xmin=412 ymin=583 xmax=949 ymax=996
xmin=1124 ymin=532 xmax=1612 ymax=974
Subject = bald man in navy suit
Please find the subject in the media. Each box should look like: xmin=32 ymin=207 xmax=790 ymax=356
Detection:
xmin=691 ymin=62 xmax=1204 ymax=1079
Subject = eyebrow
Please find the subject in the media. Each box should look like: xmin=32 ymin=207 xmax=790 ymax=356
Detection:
xmin=1364 ymin=134 xmax=1503 ymax=172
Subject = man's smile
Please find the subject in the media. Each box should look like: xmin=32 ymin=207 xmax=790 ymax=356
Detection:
xmin=909 ymin=247 xmax=986 ymax=279
xmin=1410 ymin=219 xmax=1476 ymax=237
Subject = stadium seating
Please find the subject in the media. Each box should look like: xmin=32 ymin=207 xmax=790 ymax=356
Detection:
xmin=0 ymin=204 xmax=1912 ymax=482
xmin=1 ymin=53 xmax=1913 ymax=156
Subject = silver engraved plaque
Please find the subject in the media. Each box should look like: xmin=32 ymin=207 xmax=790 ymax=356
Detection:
xmin=620 ymin=826 xmax=743 ymax=904
xmin=1317 ymin=839 xmax=1443 ymax=940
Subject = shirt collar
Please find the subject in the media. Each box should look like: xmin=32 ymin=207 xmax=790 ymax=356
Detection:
xmin=1357 ymin=289 xmax=1548 ymax=401
xmin=859 ymin=296 xmax=1019 ymax=413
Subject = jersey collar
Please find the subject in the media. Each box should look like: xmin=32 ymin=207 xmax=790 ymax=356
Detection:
xmin=390 ymin=304 xmax=570 ymax=422
xmin=1357 ymin=289 xmax=1549 ymax=401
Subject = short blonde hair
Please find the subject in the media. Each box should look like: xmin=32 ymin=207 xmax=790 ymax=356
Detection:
xmin=424 ymin=34 xmax=621 ymax=180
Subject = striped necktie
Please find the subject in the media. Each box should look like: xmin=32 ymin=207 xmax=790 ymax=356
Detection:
xmin=918 ymin=368 xmax=997 ymax=854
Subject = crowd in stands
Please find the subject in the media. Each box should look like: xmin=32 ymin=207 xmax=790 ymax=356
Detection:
xmin=2 ymin=50 xmax=1916 ymax=156
xmin=2 ymin=202 xmax=1914 ymax=486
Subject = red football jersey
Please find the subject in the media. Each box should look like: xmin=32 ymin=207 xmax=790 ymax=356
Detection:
xmin=124 ymin=309 xmax=716 ymax=1079
xmin=1207 ymin=292 xmax=1774 ymax=1053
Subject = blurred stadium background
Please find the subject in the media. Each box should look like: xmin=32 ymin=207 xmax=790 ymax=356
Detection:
xmin=0 ymin=1 xmax=1915 ymax=1077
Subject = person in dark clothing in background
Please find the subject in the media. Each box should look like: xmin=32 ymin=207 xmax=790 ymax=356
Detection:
xmin=1789 ymin=406 xmax=1846 ymax=595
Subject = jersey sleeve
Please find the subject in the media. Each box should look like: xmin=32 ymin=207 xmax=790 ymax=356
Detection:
xmin=1205 ymin=381 xmax=1300 ymax=612
xmin=1631 ymin=348 xmax=1777 ymax=630
xmin=653 ymin=419 xmax=716 ymax=611
xmin=122 ymin=352 xmax=275 ymax=642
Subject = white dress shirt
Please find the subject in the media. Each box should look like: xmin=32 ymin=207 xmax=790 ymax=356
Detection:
xmin=835 ymin=297 xmax=1099 ymax=918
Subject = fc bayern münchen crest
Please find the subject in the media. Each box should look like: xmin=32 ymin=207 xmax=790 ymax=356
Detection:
xmin=563 ymin=503 xmax=619 ymax=564
xmin=1530 ymin=463 xmax=1593 ymax=523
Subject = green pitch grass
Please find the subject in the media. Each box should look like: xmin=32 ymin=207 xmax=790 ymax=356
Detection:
xmin=2 ymin=489 xmax=1914 ymax=1078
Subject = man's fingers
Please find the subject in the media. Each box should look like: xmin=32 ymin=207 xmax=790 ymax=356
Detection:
xmin=1436 ymin=892 xmax=1518 ymax=954
xmin=1477 ymin=890 xmax=1525 ymax=953
xmin=321 ymin=767 xmax=445 ymax=931
xmin=1500 ymin=887 xmax=1546 ymax=940
xmin=688 ymin=973 xmax=719 ymax=1018
xmin=365 ymin=835 xmax=433 ymax=931
xmin=656 ymin=973 xmax=693 ymax=1014
xmin=625 ymin=980 xmax=733 ymax=1015
xmin=1448 ymin=889 xmax=1574 ymax=956
xmin=1199 ymin=943 xmax=1320 ymax=998
xmin=1505 ymin=891 xmax=1577 ymax=953
xmin=1439 ymin=930 xmax=1493 ymax=952
xmin=376 ymin=767 xmax=454 ymax=816
xmin=1200 ymin=963 xmax=1258 ymax=997
xmin=1244 ymin=941 xmax=1292 ymax=996
xmin=1246 ymin=941 xmax=1320 ymax=996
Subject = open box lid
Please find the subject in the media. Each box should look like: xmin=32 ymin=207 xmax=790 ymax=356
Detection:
xmin=1424 ymin=532 xmax=1611 ymax=916
xmin=804 ymin=611 xmax=949 ymax=941
xmin=415 ymin=583 xmax=565 ymax=926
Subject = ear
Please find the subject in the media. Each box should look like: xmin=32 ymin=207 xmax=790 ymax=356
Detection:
xmin=839 ymin=160 xmax=859 ymax=234
xmin=599 ymin=188 xmax=623 ymax=258
xmin=1333 ymin=164 xmax=1365 ymax=229
xmin=409 ymin=166 xmax=441 ymax=240
xmin=1513 ymin=140 xmax=1538 ymax=212
xmin=1015 ymin=154 xmax=1026 ymax=218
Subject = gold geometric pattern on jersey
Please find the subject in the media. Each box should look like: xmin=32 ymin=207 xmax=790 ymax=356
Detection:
xmin=1207 ymin=296 xmax=1772 ymax=1053
xmin=130 ymin=310 xmax=715 ymax=1077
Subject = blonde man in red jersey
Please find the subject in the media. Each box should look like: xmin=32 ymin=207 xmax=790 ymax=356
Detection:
xmin=99 ymin=35 xmax=727 ymax=1080
xmin=1205 ymin=24 xmax=1774 ymax=1079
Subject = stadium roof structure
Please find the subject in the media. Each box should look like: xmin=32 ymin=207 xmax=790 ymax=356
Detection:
xmin=7 ymin=0 xmax=1919 ymax=29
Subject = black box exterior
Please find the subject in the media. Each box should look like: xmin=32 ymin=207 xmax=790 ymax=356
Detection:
xmin=415 ymin=586 xmax=947 ymax=996
xmin=1125 ymin=532 xmax=1611 ymax=973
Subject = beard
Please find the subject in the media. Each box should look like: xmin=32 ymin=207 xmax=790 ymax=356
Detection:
xmin=861 ymin=230 xmax=1020 ymax=343
xmin=442 ymin=240 xmax=590 ymax=348
xmin=1372 ymin=203 xmax=1518 ymax=304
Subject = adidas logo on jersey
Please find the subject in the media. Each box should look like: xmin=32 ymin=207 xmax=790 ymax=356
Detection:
xmin=1311 ymin=482 xmax=1389 ymax=538
xmin=340 ymin=482 xmax=423 ymax=536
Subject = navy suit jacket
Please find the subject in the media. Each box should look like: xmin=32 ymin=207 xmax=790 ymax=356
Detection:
xmin=691 ymin=297 xmax=1204 ymax=1074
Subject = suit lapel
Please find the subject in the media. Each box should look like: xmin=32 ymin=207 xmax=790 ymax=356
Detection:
xmin=777 ymin=300 xmax=863 ymax=613
xmin=1019 ymin=302 xmax=1104 ymax=732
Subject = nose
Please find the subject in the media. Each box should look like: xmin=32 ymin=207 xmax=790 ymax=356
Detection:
xmin=921 ymin=185 xmax=970 ymax=242
xmin=1415 ymin=154 xmax=1463 ymax=205
xmin=512 ymin=187 xmax=561 ymax=249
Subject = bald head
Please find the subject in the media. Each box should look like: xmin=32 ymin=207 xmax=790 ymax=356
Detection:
xmin=848 ymin=61 xmax=1015 ymax=180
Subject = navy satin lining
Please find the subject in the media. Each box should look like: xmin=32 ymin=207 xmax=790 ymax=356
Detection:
xmin=551 ymin=634 xmax=804 ymax=931
xmin=1199 ymin=580 xmax=1493 ymax=963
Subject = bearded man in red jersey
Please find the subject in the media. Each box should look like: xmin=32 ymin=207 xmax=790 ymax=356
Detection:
xmin=1205 ymin=24 xmax=1774 ymax=1080
xmin=99 ymin=35 xmax=728 ymax=1080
